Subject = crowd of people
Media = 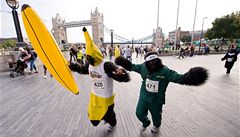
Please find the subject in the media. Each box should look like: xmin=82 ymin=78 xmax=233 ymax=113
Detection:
xmin=8 ymin=40 xmax=238 ymax=79
xmin=10 ymin=40 xmax=238 ymax=76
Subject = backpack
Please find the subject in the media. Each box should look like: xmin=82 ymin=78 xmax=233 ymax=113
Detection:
xmin=33 ymin=51 xmax=37 ymax=58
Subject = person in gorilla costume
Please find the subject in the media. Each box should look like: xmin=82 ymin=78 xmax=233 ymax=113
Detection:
xmin=69 ymin=27 xmax=130 ymax=132
xmin=221 ymin=46 xmax=238 ymax=74
xmin=115 ymin=51 xmax=208 ymax=133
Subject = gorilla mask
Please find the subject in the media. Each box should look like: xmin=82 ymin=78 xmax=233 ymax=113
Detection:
xmin=144 ymin=52 xmax=163 ymax=73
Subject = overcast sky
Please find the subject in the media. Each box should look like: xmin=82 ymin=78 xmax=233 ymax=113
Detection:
xmin=1 ymin=0 xmax=239 ymax=42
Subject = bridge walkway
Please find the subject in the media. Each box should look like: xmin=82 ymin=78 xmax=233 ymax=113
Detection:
xmin=0 ymin=54 xmax=239 ymax=137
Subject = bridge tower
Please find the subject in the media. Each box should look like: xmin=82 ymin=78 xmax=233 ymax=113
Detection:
xmin=154 ymin=27 xmax=164 ymax=47
xmin=91 ymin=7 xmax=104 ymax=47
xmin=51 ymin=14 xmax=68 ymax=49
xmin=51 ymin=8 xmax=104 ymax=49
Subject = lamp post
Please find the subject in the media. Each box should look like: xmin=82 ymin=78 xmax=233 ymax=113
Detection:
xmin=6 ymin=0 xmax=24 ymax=43
xmin=110 ymin=29 xmax=113 ymax=48
xmin=199 ymin=17 xmax=208 ymax=54
xmin=191 ymin=0 xmax=198 ymax=45
xmin=174 ymin=0 xmax=180 ymax=50
xmin=156 ymin=0 xmax=160 ymax=29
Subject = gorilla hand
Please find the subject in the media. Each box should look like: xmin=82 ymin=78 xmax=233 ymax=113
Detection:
xmin=180 ymin=67 xmax=209 ymax=86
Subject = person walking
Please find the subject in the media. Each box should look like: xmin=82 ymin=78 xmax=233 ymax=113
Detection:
xmin=135 ymin=47 xmax=139 ymax=58
xmin=114 ymin=45 xmax=121 ymax=58
xmin=108 ymin=46 xmax=113 ymax=61
xmin=125 ymin=46 xmax=132 ymax=61
xmin=43 ymin=65 xmax=52 ymax=79
xmin=221 ymin=45 xmax=238 ymax=74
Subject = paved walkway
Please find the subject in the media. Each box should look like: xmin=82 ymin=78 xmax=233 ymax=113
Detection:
xmin=0 ymin=54 xmax=239 ymax=137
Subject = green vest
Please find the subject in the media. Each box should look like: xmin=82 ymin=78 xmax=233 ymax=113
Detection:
xmin=77 ymin=51 xmax=83 ymax=60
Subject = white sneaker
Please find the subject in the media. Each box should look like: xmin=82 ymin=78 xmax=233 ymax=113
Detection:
xmin=151 ymin=126 xmax=159 ymax=133
xmin=107 ymin=125 xmax=115 ymax=132
xmin=140 ymin=126 xmax=147 ymax=133
xmin=44 ymin=75 xmax=47 ymax=79
xmin=140 ymin=120 xmax=150 ymax=133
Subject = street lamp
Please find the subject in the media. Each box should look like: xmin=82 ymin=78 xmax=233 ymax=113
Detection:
xmin=110 ymin=29 xmax=113 ymax=48
xmin=174 ymin=0 xmax=180 ymax=50
xmin=6 ymin=0 xmax=24 ymax=44
xmin=156 ymin=0 xmax=160 ymax=29
xmin=199 ymin=17 xmax=208 ymax=54
xmin=191 ymin=0 xmax=198 ymax=45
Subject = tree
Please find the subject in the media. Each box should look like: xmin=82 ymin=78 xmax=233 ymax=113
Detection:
xmin=0 ymin=40 xmax=16 ymax=50
xmin=206 ymin=11 xmax=240 ymax=43
xmin=181 ymin=35 xmax=191 ymax=42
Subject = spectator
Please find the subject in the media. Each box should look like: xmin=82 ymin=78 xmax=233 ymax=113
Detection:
xmin=125 ymin=46 xmax=132 ymax=61
xmin=108 ymin=46 xmax=113 ymax=61
xmin=114 ymin=45 xmax=121 ymax=58
xmin=26 ymin=46 xmax=38 ymax=74
xmin=135 ymin=47 xmax=139 ymax=58
xmin=69 ymin=44 xmax=78 ymax=62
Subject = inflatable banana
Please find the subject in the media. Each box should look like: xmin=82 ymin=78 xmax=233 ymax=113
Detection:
xmin=21 ymin=4 xmax=79 ymax=95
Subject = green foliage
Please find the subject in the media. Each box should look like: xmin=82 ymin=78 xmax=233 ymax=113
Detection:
xmin=0 ymin=39 xmax=16 ymax=50
xmin=181 ymin=35 xmax=191 ymax=42
xmin=206 ymin=11 xmax=240 ymax=41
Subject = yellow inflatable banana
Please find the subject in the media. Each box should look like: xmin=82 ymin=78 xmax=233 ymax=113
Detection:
xmin=21 ymin=4 xmax=79 ymax=95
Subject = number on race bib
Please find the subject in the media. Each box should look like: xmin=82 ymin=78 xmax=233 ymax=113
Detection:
xmin=146 ymin=79 xmax=159 ymax=93
xmin=94 ymin=82 xmax=103 ymax=87
xmin=93 ymin=79 xmax=105 ymax=89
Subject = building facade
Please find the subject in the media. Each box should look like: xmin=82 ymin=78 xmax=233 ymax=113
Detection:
xmin=191 ymin=30 xmax=207 ymax=41
xmin=168 ymin=27 xmax=190 ymax=42
xmin=169 ymin=27 xmax=207 ymax=43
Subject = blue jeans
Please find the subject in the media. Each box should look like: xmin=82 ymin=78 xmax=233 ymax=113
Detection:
xmin=30 ymin=59 xmax=37 ymax=71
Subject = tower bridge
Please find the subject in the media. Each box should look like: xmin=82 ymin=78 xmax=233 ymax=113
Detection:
xmin=57 ymin=20 xmax=92 ymax=28
xmin=51 ymin=8 xmax=164 ymax=49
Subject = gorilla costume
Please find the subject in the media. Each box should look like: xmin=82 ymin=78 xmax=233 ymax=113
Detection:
xmin=221 ymin=48 xmax=238 ymax=74
xmin=115 ymin=51 xmax=208 ymax=133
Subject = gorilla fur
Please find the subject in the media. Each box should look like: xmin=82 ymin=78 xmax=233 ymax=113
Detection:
xmin=145 ymin=58 xmax=163 ymax=73
xmin=69 ymin=62 xmax=89 ymax=74
xmin=144 ymin=52 xmax=164 ymax=73
xmin=104 ymin=62 xmax=130 ymax=82
xmin=115 ymin=56 xmax=132 ymax=71
xmin=180 ymin=67 xmax=208 ymax=86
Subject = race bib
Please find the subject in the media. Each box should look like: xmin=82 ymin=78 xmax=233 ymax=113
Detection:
xmin=146 ymin=78 xmax=159 ymax=93
xmin=227 ymin=58 xmax=233 ymax=62
xmin=93 ymin=79 xmax=105 ymax=89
